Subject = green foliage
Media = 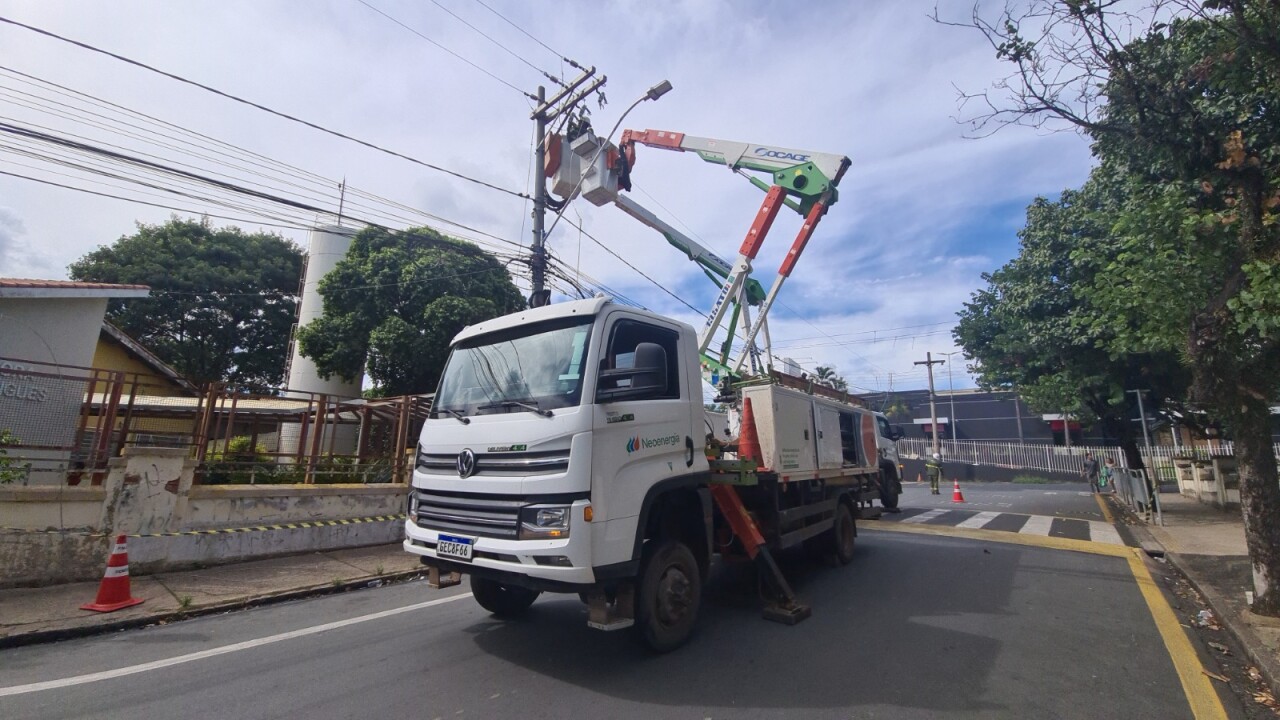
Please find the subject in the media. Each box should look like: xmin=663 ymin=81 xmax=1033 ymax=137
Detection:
xmin=1011 ymin=475 xmax=1050 ymax=485
xmin=68 ymin=218 xmax=304 ymax=390
xmin=297 ymin=226 xmax=524 ymax=396
xmin=813 ymin=365 xmax=849 ymax=392
xmin=0 ymin=429 xmax=31 ymax=484
xmin=955 ymin=175 xmax=1190 ymax=443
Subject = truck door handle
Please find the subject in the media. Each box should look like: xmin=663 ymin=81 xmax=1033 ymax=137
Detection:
xmin=685 ymin=436 xmax=694 ymax=468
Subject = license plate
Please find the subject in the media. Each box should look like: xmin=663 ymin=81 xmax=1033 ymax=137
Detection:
xmin=437 ymin=534 xmax=474 ymax=562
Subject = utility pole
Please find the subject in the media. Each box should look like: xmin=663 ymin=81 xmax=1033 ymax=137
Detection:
xmin=527 ymin=67 xmax=606 ymax=308
xmin=530 ymin=85 xmax=548 ymax=308
xmin=915 ymin=352 xmax=945 ymax=457
xmin=941 ymin=351 xmax=960 ymax=441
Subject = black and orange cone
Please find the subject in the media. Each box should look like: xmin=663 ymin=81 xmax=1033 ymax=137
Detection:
xmin=81 ymin=535 xmax=145 ymax=613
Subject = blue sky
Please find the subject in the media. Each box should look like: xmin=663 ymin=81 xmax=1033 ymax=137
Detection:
xmin=0 ymin=0 xmax=1097 ymax=392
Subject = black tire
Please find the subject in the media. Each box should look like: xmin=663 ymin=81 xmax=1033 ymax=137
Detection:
xmin=880 ymin=468 xmax=900 ymax=510
xmin=828 ymin=501 xmax=857 ymax=565
xmin=635 ymin=539 xmax=701 ymax=652
xmin=471 ymin=576 xmax=539 ymax=618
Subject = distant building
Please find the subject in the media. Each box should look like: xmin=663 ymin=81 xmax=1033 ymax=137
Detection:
xmin=860 ymin=388 xmax=1107 ymax=446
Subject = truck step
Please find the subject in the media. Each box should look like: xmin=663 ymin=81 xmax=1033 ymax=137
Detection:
xmin=586 ymin=585 xmax=635 ymax=631
xmin=763 ymin=602 xmax=813 ymax=625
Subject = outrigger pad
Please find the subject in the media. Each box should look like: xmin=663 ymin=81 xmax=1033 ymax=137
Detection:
xmin=427 ymin=566 xmax=462 ymax=589
xmin=763 ymin=602 xmax=812 ymax=625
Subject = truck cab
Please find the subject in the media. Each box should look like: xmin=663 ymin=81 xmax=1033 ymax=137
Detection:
xmin=405 ymin=297 xmax=708 ymax=591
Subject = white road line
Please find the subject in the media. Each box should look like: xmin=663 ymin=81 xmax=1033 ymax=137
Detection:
xmin=956 ymin=511 xmax=1001 ymax=529
xmin=1019 ymin=515 xmax=1054 ymax=536
xmin=0 ymin=592 xmax=472 ymax=697
xmin=1089 ymin=521 xmax=1125 ymax=545
xmin=901 ymin=509 xmax=947 ymax=524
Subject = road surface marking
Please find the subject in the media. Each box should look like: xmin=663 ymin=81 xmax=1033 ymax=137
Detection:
xmin=901 ymin=509 xmax=946 ymax=524
xmin=1088 ymin=521 xmax=1124 ymax=545
xmin=0 ymin=592 xmax=472 ymax=697
xmin=1018 ymin=515 xmax=1053 ymax=536
xmin=1094 ymin=493 xmax=1116 ymax=523
xmin=1125 ymin=550 xmax=1229 ymax=720
xmin=863 ymin=524 xmax=1228 ymax=719
xmin=956 ymin=511 xmax=1000 ymax=529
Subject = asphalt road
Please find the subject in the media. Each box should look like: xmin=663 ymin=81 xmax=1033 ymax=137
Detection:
xmin=0 ymin=485 xmax=1243 ymax=720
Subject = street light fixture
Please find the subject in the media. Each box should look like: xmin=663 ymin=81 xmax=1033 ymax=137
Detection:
xmin=940 ymin=351 xmax=961 ymax=441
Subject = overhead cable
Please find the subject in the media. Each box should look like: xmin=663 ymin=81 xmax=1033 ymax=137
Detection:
xmin=0 ymin=15 xmax=530 ymax=200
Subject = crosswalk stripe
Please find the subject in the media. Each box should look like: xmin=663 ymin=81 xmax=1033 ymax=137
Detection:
xmin=901 ymin=509 xmax=947 ymax=524
xmin=1019 ymin=515 xmax=1054 ymax=536
xmin=956 ymin=511 xmax=1000 ymax=529
xmin=1088 ymin=521 xmax=1124 ymax=545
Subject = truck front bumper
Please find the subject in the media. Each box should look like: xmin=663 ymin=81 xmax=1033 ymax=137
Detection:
xmin=402 ymin=500 xmax=596 ymax=588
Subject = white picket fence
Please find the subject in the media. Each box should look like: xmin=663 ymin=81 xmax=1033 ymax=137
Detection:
xmin=897 ymin=437 xmax=1280 ymax=480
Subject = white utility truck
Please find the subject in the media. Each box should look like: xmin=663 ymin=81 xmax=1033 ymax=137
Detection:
xmin=403 ymin=126 xmax=903 ymax=651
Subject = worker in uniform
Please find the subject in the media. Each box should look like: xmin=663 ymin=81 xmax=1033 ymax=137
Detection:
xmin=926 ymin=452 xmax=943 ymax=495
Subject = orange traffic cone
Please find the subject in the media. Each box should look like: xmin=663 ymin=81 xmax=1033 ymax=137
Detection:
xmin=738 ymin=397 xmax=763 ymax=469
xmin=916 ymin=472 xmax=923 ymax=484
xmin=951 ymin=479 xmax=966 ymax=503
xmin=81 ymin=535 xmax=145 ymax=613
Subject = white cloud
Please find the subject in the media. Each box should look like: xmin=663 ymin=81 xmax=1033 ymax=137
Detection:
xmin=0 ymin=0 xmax=1095 ymax=390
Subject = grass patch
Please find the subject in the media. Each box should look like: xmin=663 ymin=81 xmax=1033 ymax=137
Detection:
xmin=177 ymin=595 xmax=193 ymax=610
xmin=1012 ymin=475 xmax=1052 ymax=484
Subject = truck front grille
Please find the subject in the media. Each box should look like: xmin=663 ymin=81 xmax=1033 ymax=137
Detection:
xmin=413 ymin=490 xmax=522 ymax=539
xmin=415 ymin=448 xmax=570 ymax=477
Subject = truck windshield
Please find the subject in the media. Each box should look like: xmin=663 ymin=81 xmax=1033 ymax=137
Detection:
xmin=433 ymin=316 xmax=593 ymax=417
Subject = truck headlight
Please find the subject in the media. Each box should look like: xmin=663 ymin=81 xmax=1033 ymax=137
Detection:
xmin=519 ymin=505 xmax=570 ymax=540
xmin=408 ymin=491 xmax=419 ymax=521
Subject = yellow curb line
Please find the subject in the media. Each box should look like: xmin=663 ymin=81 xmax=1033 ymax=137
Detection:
xmin=862 ymin=521 xmax=1228 ymax=719
xmin=1125 ymin=548 xmax=1228 ymax=720
xmin=1095 ymin=492 xmax=1116 ymax=524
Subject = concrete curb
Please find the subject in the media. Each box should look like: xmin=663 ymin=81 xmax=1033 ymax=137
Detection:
xmin=0 ymin=568 xmax=426 ymax=651
xmin=1106 ymin=495 xmax=1280 ymax=695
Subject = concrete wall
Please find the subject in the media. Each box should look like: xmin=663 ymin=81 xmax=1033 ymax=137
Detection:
xmin=0 ymin=446 xmax=408 ymax=587
xmin=0 ymin=297 xmax=108 ymax=368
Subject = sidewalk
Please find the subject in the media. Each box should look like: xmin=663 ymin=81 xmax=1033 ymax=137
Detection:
xmin=0 ymin=543 xmax=424 ymax=648
xmin=1115 ymin=491 xmax=1280 ymax=695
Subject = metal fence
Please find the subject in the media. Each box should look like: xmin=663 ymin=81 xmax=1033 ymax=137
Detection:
xmin=192 ymin=384 xmax=431 ymax=485
xmin=0 ymin=355 xmax=431 ymax=486
xmin=897 ymin=438 xmax=1126 ymax=474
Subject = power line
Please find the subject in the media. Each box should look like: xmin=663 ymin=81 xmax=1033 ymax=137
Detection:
xmin=425 ymin=0 xmax=565 ymax=87
xmin=557 ymin=213 xmax=702 ymax=315
xmin=354 ymin=0 xmax=535 ymax=100
xmin=0 ymin=68 xmax=534 ymax=251
xmin=471 ymin=0 xmax=578 ymax=68
xmin=0 ymin=15 xmax=530 ymax=200
xmin=0 ymin=169 xmax=316 ymax=230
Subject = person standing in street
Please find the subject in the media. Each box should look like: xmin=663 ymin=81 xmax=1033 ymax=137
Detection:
xmin=926 ymin=453 xmax=943 ymax=495
xmin=1083 ymin=452 xmax=1101 ymax=493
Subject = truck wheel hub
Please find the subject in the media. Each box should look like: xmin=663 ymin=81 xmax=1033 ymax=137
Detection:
xmin=656 ymin=566 xmax=692 ymax=625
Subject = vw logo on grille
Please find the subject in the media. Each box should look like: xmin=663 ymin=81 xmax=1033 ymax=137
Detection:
xmin=456 ymin=448 xmax=477 ymax=478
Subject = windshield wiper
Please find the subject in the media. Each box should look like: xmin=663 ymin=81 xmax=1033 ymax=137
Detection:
xmin=477 ymin=399 xmax=554 ymax=418
xmin=435 ymin=408 xmax=470 ymax=424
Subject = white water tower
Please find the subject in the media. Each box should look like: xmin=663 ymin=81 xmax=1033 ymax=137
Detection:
xmin=279 ymin=225 xmax=361 ymax=457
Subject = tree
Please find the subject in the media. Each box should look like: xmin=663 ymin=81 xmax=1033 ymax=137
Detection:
xmin=297 ymin=226 xmax=524 ymax=396
xmin=69 ymin=218 xmax=304 ymax=390
xmin=946 ymin=1 xmax=1280 ymax=614
xmin=814 ymin=365 xmax=849 ymax=391
xmin=955 ymin=172 xmax=1190 ymax=466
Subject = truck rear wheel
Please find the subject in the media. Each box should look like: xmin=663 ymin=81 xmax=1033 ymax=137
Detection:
xmin=471 ymin=576 xmax=540 ymax=618
xmin=829 ymin=501 xmax=857 ymax=565
xmin=636 ymin=539 xmax=701 ymax=652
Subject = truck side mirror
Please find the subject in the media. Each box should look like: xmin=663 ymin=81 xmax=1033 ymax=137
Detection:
xmin=890 ymin=426 xmax=905 ymax=441
xmin=597 ymin=342 xmax=667 ymax=402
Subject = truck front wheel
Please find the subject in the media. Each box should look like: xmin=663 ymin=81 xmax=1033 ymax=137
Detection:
xmin=471 ymin=576 xmax=540 ymax=618
xmin=636 ymin=539 xmax=701 ymax=652
xmin=880 ymin=468 xmax=900 ymax=510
